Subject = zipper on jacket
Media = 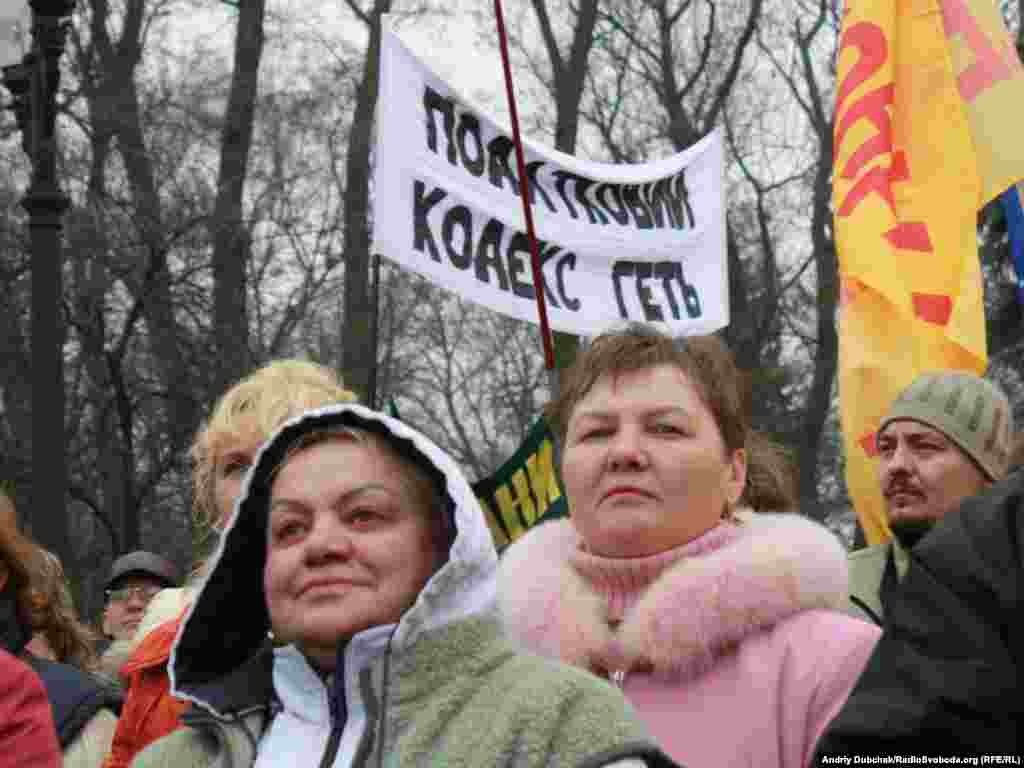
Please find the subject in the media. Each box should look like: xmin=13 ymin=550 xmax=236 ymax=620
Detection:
xmin=610 ymin=670 xmax=626 ymax=689
xmin=374 ymin=631 xmax=395 ymax=768
xmin=318 ymin=645 xmax=348 ymax=768
xmin=318 ymin=723 xmax=344 ymax=768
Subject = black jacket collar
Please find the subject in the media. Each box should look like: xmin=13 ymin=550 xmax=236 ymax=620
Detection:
xmin=179 ymin=642 xmax=276 ymax=718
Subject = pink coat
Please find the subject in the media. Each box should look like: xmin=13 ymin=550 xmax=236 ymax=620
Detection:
xmin=497 ymin=512 xmax=881 ymax=768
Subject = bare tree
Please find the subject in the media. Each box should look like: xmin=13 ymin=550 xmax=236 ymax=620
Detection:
xmin=380 ymin=276 xmax=548 ymax=480
xmin=81 ymin=0 xmax=205 ymax=474
xmin=1 ymin=0 xmax=357 ymax=606
xmin=338 ymin=0 xmax=393 ymax=405
xmin=585 ymin=0 xmax=765 ymax=366
xmin=211 ymin=0 xmax=267 ymax=395
xmin=581 ymin=0 xmax=851 ymax=516
xmin=528 ymin=0 xmax=601 ymax=372
xmin=755 ymin=0 xmax=840 ymax=518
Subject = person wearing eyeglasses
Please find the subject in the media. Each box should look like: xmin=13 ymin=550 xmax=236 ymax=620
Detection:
xmin=100 ymin=553 xmax=180 ymax=652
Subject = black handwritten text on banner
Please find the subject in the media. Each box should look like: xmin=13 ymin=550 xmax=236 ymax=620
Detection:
xmin=373 ymin=20 xmax=728 ymax=336
xmin=424 ymin=86 xmax=696 ymax=233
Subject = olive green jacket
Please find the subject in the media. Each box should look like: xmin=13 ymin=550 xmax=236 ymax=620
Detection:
xmin=130 ymin=617 xmax=674 ymax=768
xmin=845 ymin=540 xmax=910 ymax=625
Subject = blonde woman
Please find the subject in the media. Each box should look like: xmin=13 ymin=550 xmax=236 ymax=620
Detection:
xmin=103 ymin=359 xmax=357 ymax=768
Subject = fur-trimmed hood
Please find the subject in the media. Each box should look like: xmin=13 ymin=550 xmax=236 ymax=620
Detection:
xmin=497 ymin=511 xmax=851 ymax=683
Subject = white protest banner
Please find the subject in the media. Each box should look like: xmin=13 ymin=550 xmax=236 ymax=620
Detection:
xmin=372 ymin=20 xmax=728 ymax=337
xmin=0 ymin=0 xmax=29 ymax=69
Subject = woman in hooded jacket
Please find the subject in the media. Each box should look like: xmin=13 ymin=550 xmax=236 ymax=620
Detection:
xmin=103 ymin=359 xmax=359 ymax=768
xmin=130 ymin=404 xmax=678 ymax=768
xmin=497 ymin=324 xmax=881 ymax=768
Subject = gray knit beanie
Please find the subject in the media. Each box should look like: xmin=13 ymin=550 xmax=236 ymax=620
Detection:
xmin=879 ymin=371 xmax=1014 ymax=481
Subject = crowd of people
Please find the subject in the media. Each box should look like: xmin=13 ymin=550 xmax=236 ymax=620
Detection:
xmin=0 ymin=325 xmax=1021 ymax=767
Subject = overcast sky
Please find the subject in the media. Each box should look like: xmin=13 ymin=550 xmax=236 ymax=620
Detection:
xmin=2 ymin=0 xmax=541 ymax=143
xmin=0 ymin=0 xmax=30 ymax=67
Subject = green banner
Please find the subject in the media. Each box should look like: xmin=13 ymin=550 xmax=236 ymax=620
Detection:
xmin=471 ymin=416 xmax=567 ymax=550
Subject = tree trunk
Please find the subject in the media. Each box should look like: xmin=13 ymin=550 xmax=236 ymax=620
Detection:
xmin=0 ymin=296 xmax=35 ymax=502
xmin=797 ymin=154 xmax=839 ymax=521
xmin=531 ymin=0 xmax=600 ymax=379
xmin=211 ymin=0 xmax=266 ymax=395
xmin=790 ymin=9 xmax=840 ymax=522
xmin=72 ymin=246 xmax=127 ymax=554
xmin=340 ymin=0 xmax=392 ymax=404
xmin=73 ymin=4 xmax=142 ymax=555
xmin=93 ymin=0 xmax=203 ymax=453
xmin=721 ymin=225 xmax=759 ymax=370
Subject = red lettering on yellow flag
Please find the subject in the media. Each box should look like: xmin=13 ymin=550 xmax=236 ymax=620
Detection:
xmin=859 ymin=431 xmax=879 ymax=458
xmin=835 ymin=22 xmax=889 ymax=118
xmin=911 ymin=292 xmax=953 ymax=325
xmin=837 ymin=165 xmax=893 ymax=217
xmin=835 ymin=23 xmax=891 ymax=179
xmin=837 ymin=147 xmax=911 ymax=218
xmin=839 ymin=276 xmax=863 ymax=307
xmin=836 ymin=84 xmax=894 ymax=180
xmin=940 ymin=0 xmax=1015 ymax=101
xmin=888 ymin=150 xmax=909 ymax=182
xmin=833 ymin=23 xmax=900 ymax=216
xmin=884 ymin=222 xmax=933 ymax=251
xmin=834 ymin=21 xmax=934 ymax=252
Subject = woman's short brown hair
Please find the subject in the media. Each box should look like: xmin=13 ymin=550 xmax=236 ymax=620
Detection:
xmin=545 ymin=323 xmax=796 ymax=512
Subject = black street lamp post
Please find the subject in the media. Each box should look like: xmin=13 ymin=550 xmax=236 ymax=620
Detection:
xmin=2 ymin=0 xmax=74 ymax=562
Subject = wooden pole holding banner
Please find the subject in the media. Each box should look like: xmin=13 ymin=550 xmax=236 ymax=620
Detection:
xmin=493 ymin=0 xmax=556 ymax=370
xmin=368 ymin=251 xmax=381 ymax=411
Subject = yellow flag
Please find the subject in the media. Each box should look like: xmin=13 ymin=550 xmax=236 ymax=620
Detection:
xmin=834 ymin=0 xmax=1024 ymax=544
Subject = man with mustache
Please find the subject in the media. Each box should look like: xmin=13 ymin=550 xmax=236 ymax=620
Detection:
xmin=846 ymin=371 xmax=1014 ymax=625
xmin=815 ymin=467 xmax=1024 ymax=758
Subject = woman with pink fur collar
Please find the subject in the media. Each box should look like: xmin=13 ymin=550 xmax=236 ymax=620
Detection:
xmin=497 ymin=325 xmax=880 ymax=768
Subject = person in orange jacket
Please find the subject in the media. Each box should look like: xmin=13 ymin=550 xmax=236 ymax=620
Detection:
xmin=101 ymin=360 xmax=357 ymax=768
xmin=0 ymin=648 xmax=62 ymax=768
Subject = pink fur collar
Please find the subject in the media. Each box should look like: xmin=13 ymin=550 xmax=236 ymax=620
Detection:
xmin=497 ymin=512 xmax=850 ymax=682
